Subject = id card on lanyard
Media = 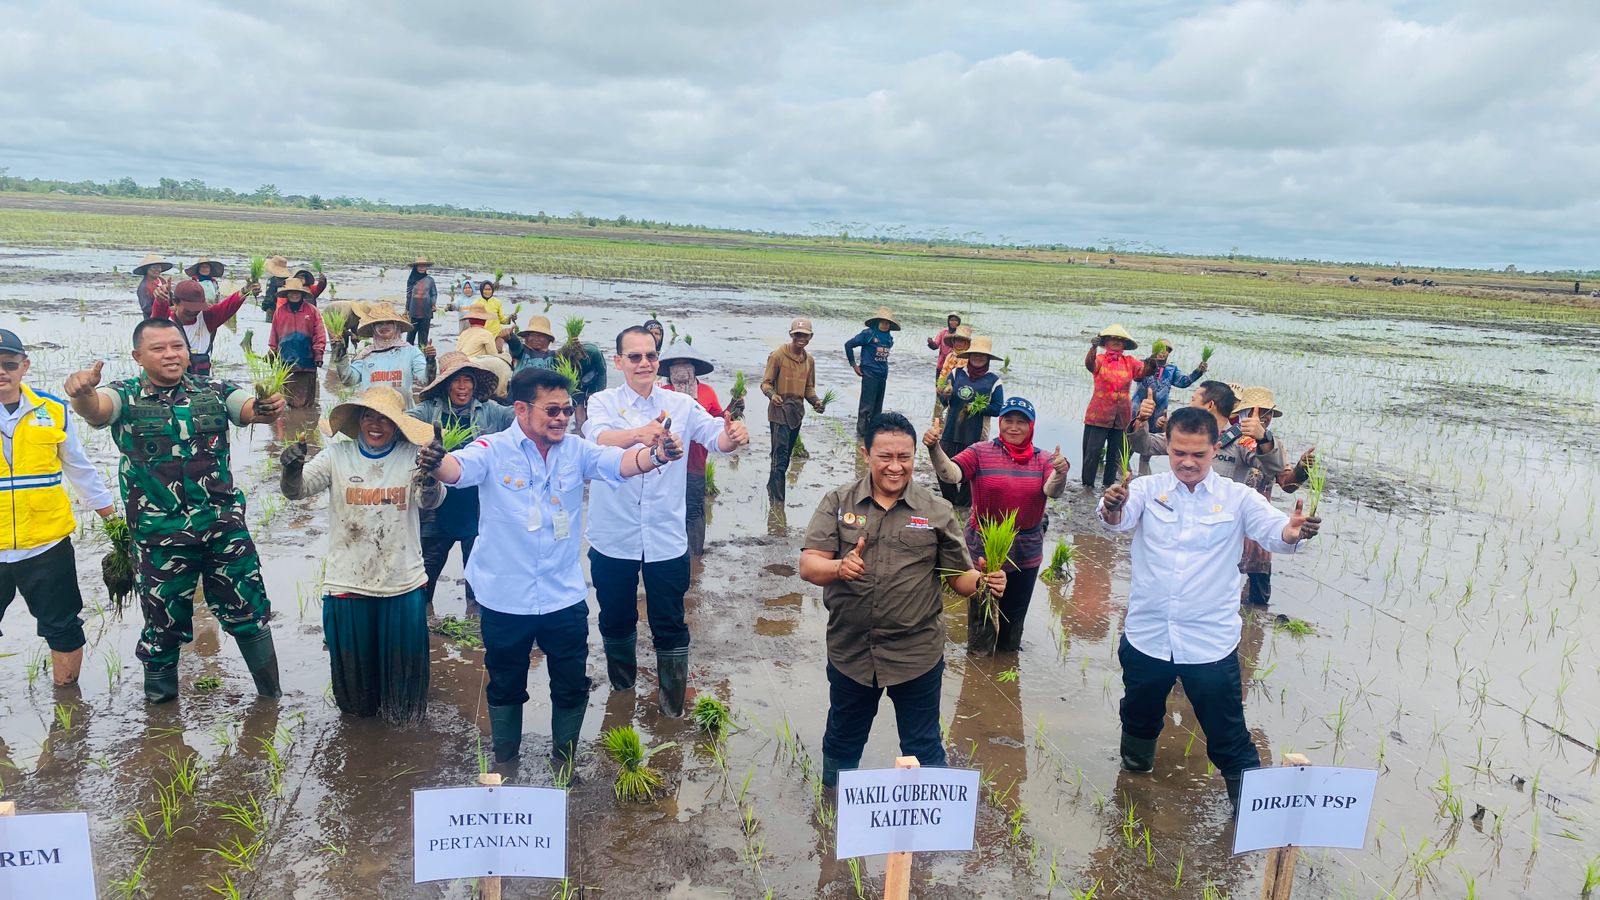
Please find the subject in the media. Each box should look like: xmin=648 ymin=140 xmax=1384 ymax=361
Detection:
xmin=522 ymin=443 xmax=573 ymax=540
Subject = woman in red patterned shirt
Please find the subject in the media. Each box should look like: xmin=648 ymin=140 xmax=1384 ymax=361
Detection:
xmin=1081 ymin=324 xmax=1153 ymax=489
xmin=926 ymin=397 xmax=1069 ymax=653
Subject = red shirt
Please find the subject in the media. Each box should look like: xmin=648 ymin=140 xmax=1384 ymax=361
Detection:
xmin=951 ymin=439 xmax=1052 ymax=569
xmin=667 ymin=382 xmax=723 ymax=475
xmin=1083 ymin=348 xmax=1148 ymax=428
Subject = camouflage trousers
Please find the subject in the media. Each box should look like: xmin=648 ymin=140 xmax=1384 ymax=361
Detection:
xmin=134 ymin=525 xmax=271 ymax=670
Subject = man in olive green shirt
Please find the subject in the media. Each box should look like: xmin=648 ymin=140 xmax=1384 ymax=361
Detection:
xmin=800 ymin=411 xmax=1005 ymax=787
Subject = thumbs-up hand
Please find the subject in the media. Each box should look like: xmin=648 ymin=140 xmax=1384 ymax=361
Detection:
xmin=1286 ymin=498 xmax=1321 ymax=543
xmin=280 ymin=439 xmax=309 ymax=472
xmin=1136 ymin=397 xmax=1156 ymax=422
xmin=722 ymin=411 xmax=749 ymax=447
xmin=1298 ymin=446 xmax=1317 ymax=471
xmin=838 ymin=536 xmax=867 ymax=581
xmin=416 ymin=422 xmax=446 ymax=472
xmin=656 ymin=414 xmax=684 ymax=461
xmin=66 ymin=360 xmax=105 ymax=398
xmin=1240 ymin=408 xmax=1266 ymax=440
xmin=923 ymin=417 xmax=943 ymax=448
xmin=1049 ymin=444 xmax=1070 ymax=475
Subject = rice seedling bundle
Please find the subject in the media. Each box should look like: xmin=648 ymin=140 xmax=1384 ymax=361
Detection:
xmin=963 ymin=392 xmax=991 ymax=419
xmin=603 ymin=725 xmax=674 ymax=802
xmin=1200 ymin=345 xmax=1215 ymax=363
xmin=321 ymin=308 xmax=346 ymax=339
xmin=552 ymin=356 xmax=581 ymax=393
xmin=441 ymin=421 xmax=477 ymax=451
xmin=1151 ymin=340 xmax=1170 ymax=357
xmin=1304 ymin=453 xmax=1328 ymax=516
xmin=1040 ymin=539 xmax=1076 ymax=584
xmin=311 ymin=257 xmax=325 ymax=274
xmin=99 ymin=515 xmax=134 ymax=613
xmin=819 ymin=388 xmax=838 ymax=408
xmin=248 ymin=256 xmax=266 ymax=284
xmin=971 ymin=510 xmax=1018 ymax=629
xmin=691 ymin=695 xmax=734 ymax=739
xmin=728 ymin=371 xmax=747 ymax=420
xmin=247 ymin=351 xmax=292 ymax=402
xmin=493 ymin=268 xmax=506 ymax=285
xmin=703 ymin=461 xmax=719 ymax=495
xmin=1118 ymin=437 xmax=1134 ymax=484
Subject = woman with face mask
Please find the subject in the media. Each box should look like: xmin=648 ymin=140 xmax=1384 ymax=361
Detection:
xmin=334 ymin=302 xmax=434 ymax=401
xmin=659 ymin=345 xmax=723 ymax=557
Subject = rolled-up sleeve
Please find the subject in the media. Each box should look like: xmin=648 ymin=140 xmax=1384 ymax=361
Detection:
xmin=1241 ymin=489 xmax=1298 ymax=554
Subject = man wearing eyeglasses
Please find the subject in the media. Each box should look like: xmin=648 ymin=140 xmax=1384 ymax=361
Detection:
xmin=586 ymin=325 xmax=751 ymax=718
xmin=418 ymin=366 xmax=671 ymax=772
xmin=0 ymin=330 xmax=120 ymax=688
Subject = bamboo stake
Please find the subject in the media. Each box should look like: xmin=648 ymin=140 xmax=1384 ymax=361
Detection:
xmin=478 ymin=772 xmax=502 ymax=900
xmin=1259 ymin=752 xmax=1311 ymax=900
xmin=883 ymin=755 xmax=920 ymax=900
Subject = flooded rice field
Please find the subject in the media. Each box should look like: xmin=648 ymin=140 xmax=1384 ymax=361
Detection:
xmin=1 ymin=245 xmax=1598 ymax=898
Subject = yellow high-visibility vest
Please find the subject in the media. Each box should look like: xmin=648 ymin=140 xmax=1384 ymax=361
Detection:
xmin=0 ymin=385 xmax=77 ymax=549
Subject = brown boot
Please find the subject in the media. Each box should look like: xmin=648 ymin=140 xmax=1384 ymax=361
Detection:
xmin=51 ymin=647 xmax=84 ymax=686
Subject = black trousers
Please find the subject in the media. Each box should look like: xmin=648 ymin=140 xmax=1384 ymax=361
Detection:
xmin=768 ymin=421 xmax=800 ymax=500
xmin=481 ymin=602 xmax=591 ymax=709
xmin=0 ymin=538 xmax=86 ymax=652
xmin=1081 ymin=425 xmax=1127 ymax=487
xmin=1117 ymin=636 xmax=1261 ymax=778
xmin=1245 ymin=572 xmax=1271 ymax=605
xmin=408 ymin=316 xmax=431 ymax=346
xmin=856 ymin=374 xmax=887 ymax=439
xmin=822 ymin=659 xmax=947 ymax=767
xmin=421 ymin=535 xmax=476 ymax=608
xmin=588 ymin=549 xmax=691 ymax=652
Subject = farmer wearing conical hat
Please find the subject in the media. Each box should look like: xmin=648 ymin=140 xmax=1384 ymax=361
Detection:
xmin=184 ymin=258 xmax=225 ymax=303
xmin=268 ymin=276 xmax=327 ymax=409
xmin=931 ymin=334 xmax=1005 ymax=509
xmin=1231 ymin=386 xmax=1315 ymax=608
xmin=1081 ymin=324 xmax=1153 ymax=489
xmin=0 ymin=329 xmax=119 ymax=688
xmin=405 ymin=256 xmax=438 ymax=346
xmin=259 ymin=255 xmax=292 ymax=315
xmin=1131 ymin=339 xmax=1209 ymax=475
xmin=280 ymin=387 xmax=443 ymax=722
xmin=455 ymin=302 xmax=512 ymax=396
xmin=64 ymin=318 xmax=286 ymax=704
xmin=132 ymin=253 xmax=174 ymax=317
xmin=407 ymin=353 xmax=513 ymax=617
xmin=335 ymin=301 xmax=434 ymax=400
xmin=150 ymin=278 xmax=259 ymax=378
xmin=926 ymin=313 xmax=963 ymax=376
xmin=501 ymin=315 xmax=559 ymax=374
xmin=844 ymin=306 xmax=899 ymax=441
xmin=661 ymin=344 xmax=724 ymax=557
xmin=759 ymin=317 xmax=825 ymax=502
xmin=933 ymin=324 xmax=974 ymax=412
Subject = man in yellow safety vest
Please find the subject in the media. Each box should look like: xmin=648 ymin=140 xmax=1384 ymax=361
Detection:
xmin=0 ymin=329 xmax=119 ymax=686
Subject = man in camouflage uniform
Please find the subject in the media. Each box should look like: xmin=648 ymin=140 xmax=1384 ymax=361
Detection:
xmin=66 ymin=318 xmax=285 ymax=703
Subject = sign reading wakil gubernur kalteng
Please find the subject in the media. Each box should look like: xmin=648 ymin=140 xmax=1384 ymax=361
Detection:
xmin=0 ymin=811 xmax=98 ymax=899
xmin=836 ymin=766 xmax=981 ymax=859
xmin=412 ymin=785 xmax=566 ymax=883
xmin=1233 ymin=765 xmax=1379 ymax=855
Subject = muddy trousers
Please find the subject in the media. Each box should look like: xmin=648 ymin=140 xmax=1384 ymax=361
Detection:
xmin=284 ymin=369 xmax=319 ymax=409
xmin=421 ymin=535 xmax=477 ymax=611
xmin=588 ymin=550 xmax=691 ymax=652
xmin=323 ymin=589 xmax=430 ymax=723
xmin=856 ymin=375 xmax=887 ymax=440
xmin=968 ymin=565 xmax=1040 ymax=654
xmin=134 ymin=529 xmax=270 ymax=670
xmin=767 ymin=421 xmax=801 ymax=500
xmin=685 ymin=474 xmax=707 ymax=557
xmin=1116 ymin=636 xmax=1261 ymax=778
xmin=480 ymin=602 xmax=591 ymax=709
xmin=408 ymin=317 xmax=431 ymax=346
xmin=822 ymin=659 xmax=947 ymax=771
xmin=1081 ymin=425 xmax=1127 ymax=487
xmin=1244 ymin=572 xmax=1271 ymax=606
xmin=0 ymin=538 xmax=87 ymax=652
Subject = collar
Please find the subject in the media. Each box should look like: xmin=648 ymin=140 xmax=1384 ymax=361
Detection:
xmin=1167 ymin=469 xmax=1219 ymax=496
xmin=138 ymin=373 xmax=195 ymax=398
xmin=12 ymin=384 xmax=44 ymax=415
xmin=847 ymin=474 xmax=929 ymax=511
xmin=358 ymin=439 xmax=396 ymax=459
xmin=782 ymin=344 xmax=810 ymax=361
xmin=625 ymin=382 xmax=657 ymax=404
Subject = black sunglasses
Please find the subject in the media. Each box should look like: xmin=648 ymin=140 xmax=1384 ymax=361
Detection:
xmin=621 ymin=352 xmax=660 ymax=364
xmin=0 ymin=360 xmax=23 ymax=372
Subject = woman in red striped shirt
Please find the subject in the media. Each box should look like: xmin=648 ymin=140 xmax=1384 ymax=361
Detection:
xmin=926 ymin=397 xmax=1069 ymax=653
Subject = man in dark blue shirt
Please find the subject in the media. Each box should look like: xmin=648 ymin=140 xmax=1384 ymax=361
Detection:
xmin=844 ymin=306 xmax=898 ymax=441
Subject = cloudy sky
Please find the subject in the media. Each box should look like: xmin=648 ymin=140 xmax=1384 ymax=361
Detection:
xmin=3 ymin=1 xmax=1597 ymax=268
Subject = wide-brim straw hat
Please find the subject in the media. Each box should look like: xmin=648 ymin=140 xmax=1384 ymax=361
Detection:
xmin=1236 ymin=386 xmax=1284 ymax=419
xmin=355 ymin=301 xmax=415 ymax=337
xmin=948 ymin=324 xmax=974 ymax=345
xmin=132 ymin=254 xmax=173 ymax=275
xmin=1094 ymin=323 xmax=1138 ymax=350
xmin=418 ymin=351 xmax=500 ymax=399
xmin=864 ymin=306 xmax=901 ymax=331
xmin=458 ymin=302 xmax=492 ymax=321
xmin=278 ymin=276 xmax=313 ymax=298
xmin=658 ymin=345 xmax=714 ymax=377
xmin=411 ymin=256 xmax=433 ymax=268
xmin=264 ymin=255 xmax=292 ymax=278
xmin=956 ymin=335 xmax=1000 ymax=361
xmin=328 ymin=386 xmax=435 ymax=446
xmin=518 ymin=315 xmax=557 ymax=339
xmin=184 ymin=257 xmax=225 ymax=278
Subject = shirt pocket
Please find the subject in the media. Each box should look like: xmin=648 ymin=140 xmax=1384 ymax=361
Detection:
xmin=1144 ymin=503 xmax=1182 ymax=548
xmin=495 ymin=465 xmax=532 ymax=493
xmin=1194 ymin=511 xmax=1237 ymax=549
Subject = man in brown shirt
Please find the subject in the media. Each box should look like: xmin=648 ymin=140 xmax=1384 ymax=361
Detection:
xmin=760 ymin=317 xmax=825 ymax=501
xmin=800 ymin=412 xmax=1005 ymax=786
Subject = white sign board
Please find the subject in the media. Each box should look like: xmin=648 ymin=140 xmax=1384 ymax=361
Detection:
xmin=836 ymin=766 xmax=980 ymax=859
xmin=413 ymin=785 xmax=567 ymax=883
xmin=0 ymin=811 xmax=97 ymax=899
xmin=1233 ymin=765 xmax=1378 ymax=855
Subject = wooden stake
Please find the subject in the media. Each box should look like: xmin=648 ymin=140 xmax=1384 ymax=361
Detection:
xmin=0 ymin=800 xmax=14 ymax=817
xmin=882 ymin=756 xmax=920 ymax=900
xmin=478 ymin=772 xmax=502 ymax=900
xmin=1259 ymin=752 xmax=1311 ymax=900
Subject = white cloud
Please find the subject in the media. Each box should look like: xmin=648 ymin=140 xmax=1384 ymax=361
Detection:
xmin=1 ymin=0 xmax=1596 ymax=267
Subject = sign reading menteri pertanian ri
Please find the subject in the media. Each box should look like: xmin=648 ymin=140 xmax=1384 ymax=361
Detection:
xmin=1233 ymin=765 xmax=1378 ymax=855
xmin=0 ymin=810 xmax=97 ymax=899
xmin=835 ymin=766 xmax=980 ymax=859
xmin=412 ymin=785 xmax=566 ymax=883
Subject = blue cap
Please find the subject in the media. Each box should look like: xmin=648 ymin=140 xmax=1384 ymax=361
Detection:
xmin=996 ymin=396 xmax=1034 ymax=421
xmin=0 ymin=329 xmax=25 ymax=355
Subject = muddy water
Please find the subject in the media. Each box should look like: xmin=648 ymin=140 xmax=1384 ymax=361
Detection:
xmin=1 ymin=246 xmax=1598 ymax=898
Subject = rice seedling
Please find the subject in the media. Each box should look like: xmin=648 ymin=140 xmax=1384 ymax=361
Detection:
xmin=791 ymin=434 xmax=809 ymax=458
xmin=1152 ymin=339 xmax=1170 ymax=356
xmin=683 ymin=333 xmax=693 ymax=345
xmin=431 ymin=615 xmax=483 ymax=648
xmin=321 ymin=307 xmax=346 ymax=339
xmin=108 ymin=848 xmax=152 ymax=900
xmin=1304 ymin=452 xmax=1328 ymax=516
xmin=552 ymin=355 xmax=581 ymax=392
xmin=935 ymin=372 xmax=949 ymax=396
xmin=603 ymin=725 xmax=674 ymax=802
xmin=440 ymin=420 xmax=477 ymax=451
xmin=208 ymin=836 xmax=265 ymax=872
xmin=962 ymin=392 xmax=991 ymax=419
xmin=703 ymin=461 xmax=719 ymax=496
xmin=164 ymin=747 xmax=204 ymax=795
xmin=23 ymin=645 xmax=48 ymax=688
xmin=996 ymin=667 xmax=1020 ymax=683
xmin=210 ymin=794 xmax=265 ymax=835
xmin=247 ymin=255 xmax=266 ymax=284
xmin=955 ymin=510 xmax=1019 ymax=631
xmin=847 ymin=857 xmax=865 ymax=898
xmin=1583 ymin=855 xmax=1600 ymax=897
xmin=311 ymin=256 xmax=324 ymax=274
xmin=1039 ymin=539 xmax=1076 ymax=583
xmin=246 ymin=352 xmax=292 ymax=402
xmin=99 ymin=515 xmax=134 ymax=613
xmin=53 ymin=702 xmax=75 ymax=731
xmin=195 ymin=674 xmax=224 ymax=693
xmin=493 ymin=267 xmax=505 ymax=284
xmin=1117 ymin=437 xmax=1134 ymax=484
xmin=691 ymin=694 xmax=734 ymax=739
xmin=1200 ymin=345 xmax=1215 ymax=363
xmin=1275 ymin=617 xmax=1315 ymax=637
xmin=728 ymin=371 xmax=748 ymax=419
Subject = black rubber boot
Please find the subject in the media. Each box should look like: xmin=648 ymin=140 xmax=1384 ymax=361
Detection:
xmin=549 ymin=705 xmax=585 ymax=772
xmin=143 ymin=665 xmax=179 ymax=704
xmin=822 ymin=755 xmax=860 ymax=789
xmin=686 ymin=516 xmax=706 ymax=557
xmin=489 ymin=704 xmax=524 ymax=762
xmin=603 ymin=633 xmax=637 ymax=691
xmin=656 ymin=649 xmax=689 ymax=718
xmin=1225 ymin=775 xmax=1244 ymax=818
xmin=235 ymin=628 xmax=282 ymax=699
xmin=1120 ymin=733 xmax=1157 ymax=773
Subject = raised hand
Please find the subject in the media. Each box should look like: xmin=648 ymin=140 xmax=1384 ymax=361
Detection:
xmin=422 ymin=342 xmax=437 ymax=359
xmin=280 ymin=439 xmax=309 ymax=471
xmin=416 ymin=423 xmax=446 ymax=472
xmin=1240 ymin=409 xmax=1266 ymax=440
xmin=838 ymin=537 xmax=867 ymax=581
xmin=1298 ymin=446 xmax=1317 ymax=471
xmin=722 ymin=412 xmax=750 ymax=447
xmin=1049 ymin=444 xmax=1070 ymax=476
xmin=924 ymin=417 xmax=943 ymax=448
xmin=657 ymin=415 xmax=684 ymax=461
xmin=65 ymin=360 xmax=104 ymax=398
xmin=1137 ymin=397 xmax=1156 ymax=422
xmin=1286 ymin=498 xmax=1322 ymax=543
xmin=1101 ymin=481 xmax=1129 ymax=511
xmin=253 ymin=393 xmax=285 ymax=421
xmin=636 ymin=410 xmax=670 ymax=448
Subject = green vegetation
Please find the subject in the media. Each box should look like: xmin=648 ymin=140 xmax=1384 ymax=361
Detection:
xmin=99 ymin=515 xmax=134 ymax=612
xmin=246 ymin=352 xmax=292 ymax=401
xmin=603 ymin=726 xmax=673 ymax=802
xmin=552 ymin=355 xmax=581 ymax=393
xmin=440 ymin=421 xmax=477 ymax=451
xmin=431 ymin=616 xmax=482 ymax=648
xmin=728 ymin=371 xmax=748 ymax=419
xmin=194 ymin=675 xmax=224 ymax=693
xmin=703 ymin=461 xmax=718 ymax=496
xmin=1040 ymin=539 xmax=1076 ymax=584
xmin=691 ymin=694 xmax=734 ymax=739
xmin=1304 ymin=453 xmax=1328 ymax=516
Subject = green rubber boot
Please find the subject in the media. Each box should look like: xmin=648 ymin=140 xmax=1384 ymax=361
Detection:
xmin=235 ymin=628 xmax=282 ymax=699
xmin=549 ymin=705 xmax=586 ymax=776
xmin=489 ymin=704 xmax=524 ymax=763
xmin=602 ymin=633 xmax=637 ymax=691
xmin=1120 ymin=732 xmax=1157 ymax=773
xmin=657 ymin=649 xmax=688 ymax=718
xmin=143 ymin=665 xmax=179 ymax=704
xmin=822 ymin=755 xmax=860 ymax=789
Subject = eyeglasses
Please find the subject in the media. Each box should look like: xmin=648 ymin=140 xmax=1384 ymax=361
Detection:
xmin=538 ymin=404 xmax=576 ymax=418
xmin=622 ymin=352 xmax=660 ymax=364
xmin=0 ymin=361 xmax=22 ymax=372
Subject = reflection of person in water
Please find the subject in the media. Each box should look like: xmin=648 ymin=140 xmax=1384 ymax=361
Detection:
xmin=1059 ymin=532 xmax=1115 ymax=642
xmin=947 ymin=653 xmax=1026 ymax=796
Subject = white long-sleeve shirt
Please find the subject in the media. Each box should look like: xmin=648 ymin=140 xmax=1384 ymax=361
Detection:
xmin=1098 ymin=469 xmax=1301 ymax=664
xmin=584 ymin=382 xmax=732 ymax=562
xmin=0 ymin=391 xmax=116 ymax=563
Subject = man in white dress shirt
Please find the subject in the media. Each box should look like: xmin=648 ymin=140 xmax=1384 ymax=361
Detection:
xmin=420 ymin=367 xmax=670 ymax=771
xmin=1098 ymin=405 xmax=1320 ymax=815
xmin=586 ymin=325 xmax=750 ymax=717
